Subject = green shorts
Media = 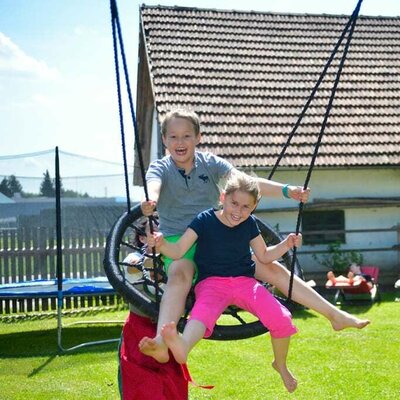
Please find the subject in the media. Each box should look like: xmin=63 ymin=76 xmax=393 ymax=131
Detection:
xmin=163 ymin=235 xmax=198 ymax=282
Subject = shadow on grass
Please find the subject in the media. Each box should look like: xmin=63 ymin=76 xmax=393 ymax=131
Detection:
xmin=0 ymin=323 xmax=123 ymax=377
xmin=338 ymin=303 xmax=376 ymax=315
xmin=291 ymin=290 xmax=393 ymax=318
xmin=324 ymin=291 xmax=395 ymax=314
xmin=0 ymin=325 xmax=122 ymax=359
xmin=292 ymin=308 xmax=319 ymax=321
xmin=314 ymin=288 xmax=400 ymax=315
xmin=27 ymin=354 xmax=58 ymax=377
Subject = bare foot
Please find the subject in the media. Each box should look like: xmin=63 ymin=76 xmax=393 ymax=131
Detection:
xmin=331 ymin=310 xmax=370 ymax=331
xmin=272 ymin=361 xmax=298 ymax=393
xmin=160 ymin=321 xmax=188 ymax=364
xmin=138 ymin=335 xmax=169 ymax=363
xmin=327 ymin=271 xmax=336 ymax=285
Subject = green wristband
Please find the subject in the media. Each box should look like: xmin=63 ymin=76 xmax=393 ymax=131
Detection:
xmin=282 ymin=184 xmax=290 ymax=199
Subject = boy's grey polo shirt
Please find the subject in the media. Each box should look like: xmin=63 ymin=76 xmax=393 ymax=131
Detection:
xmin=146 ymin=151 xmax=233 ymax=236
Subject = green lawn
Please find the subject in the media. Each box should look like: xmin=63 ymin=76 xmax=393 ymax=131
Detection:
xmin=1 ymin=294 xmax=399 ymax=400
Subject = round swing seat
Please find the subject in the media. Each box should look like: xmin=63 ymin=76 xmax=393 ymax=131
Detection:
xmin=104 ymin=204 xmax=303 ymax=340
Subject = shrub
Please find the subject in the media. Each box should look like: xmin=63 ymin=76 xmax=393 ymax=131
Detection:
xmin=313 ymin=241 xmax=364 ymax=275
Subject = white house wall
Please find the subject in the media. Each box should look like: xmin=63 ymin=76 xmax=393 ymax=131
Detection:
xmin=255 ymin=168 xmax=400 ymax=283
xmin=256 ymin=168 xmax=400 ymax=210
xmin=150 ymin=108 xmax=159 ymax=162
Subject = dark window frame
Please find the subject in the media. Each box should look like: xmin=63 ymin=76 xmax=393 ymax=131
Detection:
xmin=302 ymin=210 xmax=345 ymax=245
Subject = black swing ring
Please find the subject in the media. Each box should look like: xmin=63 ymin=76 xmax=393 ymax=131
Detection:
xmin=104 ymin=204 xmax=303 ymax=340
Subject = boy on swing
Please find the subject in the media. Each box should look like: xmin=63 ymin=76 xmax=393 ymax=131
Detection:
xmin=139 ymin=110 xmax=369 ymax=362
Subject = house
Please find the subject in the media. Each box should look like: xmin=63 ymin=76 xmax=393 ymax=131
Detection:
xmin=135 ymin=5 xmax=400 ymax=284
xmin=0 ymin=193 xmax=14 ymax=205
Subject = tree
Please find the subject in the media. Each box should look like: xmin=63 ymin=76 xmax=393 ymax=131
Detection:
xmin=39 ymin=170 xmax=55 ymax=197
xmin=62 ymin=189 xmax=90 ymax=198
xmin=38 ymin=170 xmax=88 ymax=198
xmin=0 ymin=177 xmax=12 ymax=197
xmin=8 ymin=175 xmax=23 ymax=195
xmin=0 ymin=175 xmax=23 ymax=198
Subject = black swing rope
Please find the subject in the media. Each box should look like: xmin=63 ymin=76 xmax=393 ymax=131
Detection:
xmin=110 ymin=0 xmax=163 ymax=304
xmin=268 ymin=0 xmax=363 ymax=301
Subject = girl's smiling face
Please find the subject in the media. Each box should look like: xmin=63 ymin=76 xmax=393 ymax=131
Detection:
xmin=220 ymin=190 xmax=257 ymax=227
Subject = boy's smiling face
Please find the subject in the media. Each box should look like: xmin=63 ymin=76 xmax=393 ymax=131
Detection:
xmin=162 ymin=117 xmax=201 ymax=172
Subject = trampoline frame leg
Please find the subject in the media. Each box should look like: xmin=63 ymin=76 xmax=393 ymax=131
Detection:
xmin=56 ymin=296 xmax=121 ymax=353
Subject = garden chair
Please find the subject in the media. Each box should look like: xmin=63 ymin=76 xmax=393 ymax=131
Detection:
xmin=325 ymin=266 xmax=380 ymax=304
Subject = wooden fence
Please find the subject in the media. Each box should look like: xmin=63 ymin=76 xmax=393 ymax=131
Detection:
xmin=1 ymin=224 xmax=399 ymax=314
xmin=0 ymin=227 xmax=125 ymax=314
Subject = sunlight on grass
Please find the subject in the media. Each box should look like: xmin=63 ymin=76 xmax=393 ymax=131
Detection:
xmin=0 ymin=295 xmax=399 ymax=399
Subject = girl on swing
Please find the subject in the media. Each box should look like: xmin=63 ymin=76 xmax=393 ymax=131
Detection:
xmin=143 ymin=172 xmax=301 ymax=392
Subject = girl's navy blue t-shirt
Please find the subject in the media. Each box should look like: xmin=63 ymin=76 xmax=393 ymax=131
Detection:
xmin=188 ymin=208 xmax=260 ymax=283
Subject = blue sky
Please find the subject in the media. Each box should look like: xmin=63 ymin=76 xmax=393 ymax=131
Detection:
xmin=0 ymin=0 xmax=398 ymax=196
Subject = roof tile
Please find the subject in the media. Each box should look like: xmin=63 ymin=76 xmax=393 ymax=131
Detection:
xmin=140 ymin=5 xmax=400 ymax=168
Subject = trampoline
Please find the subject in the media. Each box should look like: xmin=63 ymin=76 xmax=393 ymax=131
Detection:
xmin=0 ymin=147 xmax=124 ymax=352
xmin=0 ymin=277 xmax=115 ymax=298
xmin=0 ymin=276 xmax=122 ymax=352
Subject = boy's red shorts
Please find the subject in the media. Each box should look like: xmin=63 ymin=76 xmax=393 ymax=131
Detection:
xmin=119 ymin=311 xmax=188 ymax=400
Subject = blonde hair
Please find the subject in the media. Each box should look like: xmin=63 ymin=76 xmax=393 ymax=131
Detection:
xmin=161 ymin=109 xmax=201 ymax=137
xmin=225 ymin=172 xmax=261 ymax=204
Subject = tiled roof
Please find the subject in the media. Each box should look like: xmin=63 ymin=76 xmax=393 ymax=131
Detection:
xmin=140 ymin=6 xmax=400 ymax=168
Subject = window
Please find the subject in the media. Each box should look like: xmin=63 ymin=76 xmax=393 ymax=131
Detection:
xmin=302 ymin=210 xmax=345 ymax=245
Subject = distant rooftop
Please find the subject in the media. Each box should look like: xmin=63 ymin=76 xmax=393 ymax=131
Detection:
xmin=0 ymin=193 xmax=15 ymax=204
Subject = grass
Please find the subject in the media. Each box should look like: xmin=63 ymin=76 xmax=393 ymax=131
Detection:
xmin=0 ymin=293 xmax=399 ymax=400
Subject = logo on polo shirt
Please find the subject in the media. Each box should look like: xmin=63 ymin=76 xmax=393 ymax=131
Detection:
xmin=198 ymin=174 xmax=209 ymax=183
